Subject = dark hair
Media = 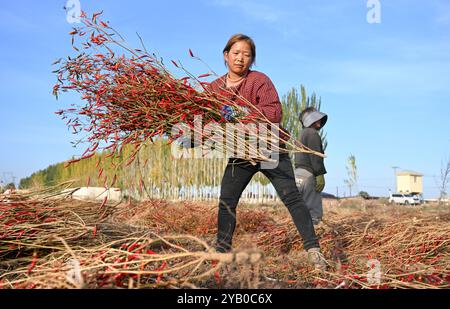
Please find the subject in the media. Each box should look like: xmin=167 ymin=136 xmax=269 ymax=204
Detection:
xmin=299 ymin=106 xmax=317 ymax=126
xmin=223 ymin=34 xmax=256 ymax=67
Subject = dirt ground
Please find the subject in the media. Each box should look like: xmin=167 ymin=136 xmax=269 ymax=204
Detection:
xmin=1 ymin=195 xmax=449 ymax=289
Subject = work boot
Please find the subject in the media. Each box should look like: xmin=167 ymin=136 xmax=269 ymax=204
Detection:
xmin=307 ymin=247 xmax=327 ymax=271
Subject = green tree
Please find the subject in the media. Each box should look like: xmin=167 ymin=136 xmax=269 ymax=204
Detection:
xmin=345 ymin=154 xmax=358 ymax=197
xmin=359 ymin=191 xmax=370 ymax=199
xmin=439 ymin=156 xmax=450 ymax=205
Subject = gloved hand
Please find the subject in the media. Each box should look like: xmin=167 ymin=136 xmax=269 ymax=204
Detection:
xmin=316 ymin=174 xmax=325 ymax=193
xmin=220 ymin=105 xmax=249 ymax=122
xmin=221 ymin=105 xmax=236 ymax=121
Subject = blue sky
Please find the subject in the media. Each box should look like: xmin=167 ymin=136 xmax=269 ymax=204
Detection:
xmin=0 ymin=0 xmax=449 ymax=198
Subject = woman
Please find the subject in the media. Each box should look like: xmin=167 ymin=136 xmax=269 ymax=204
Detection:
xmin=295 ymin=107 xmax=328 ymax=226
xmin=209 ymin=34 xmax=326 ymax=269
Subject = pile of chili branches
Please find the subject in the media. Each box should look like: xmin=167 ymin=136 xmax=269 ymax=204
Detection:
xmin=53 ymin=11 xmax=321 ymax=172
xmin=110 ymin=199 xmax=450 ymax=289
xmin=0 ymin=232 xmax=262 ymax=289
xmin=0 ymin=183 xmax=112 ymax=262
xmin=0 ymin=191 xmax=261 ymax=289
xmin=258 ymin=206 xmax=450 ymax=289
xmin=2 ymin=188 xmax=448 ymax=289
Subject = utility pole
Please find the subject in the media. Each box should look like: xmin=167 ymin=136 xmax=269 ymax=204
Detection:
xmin=392 ymin=166 xmax=400 ymax=193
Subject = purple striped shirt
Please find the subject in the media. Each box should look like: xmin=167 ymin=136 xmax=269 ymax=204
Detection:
xmin=209 ymin=70 xmax=290 ymax=142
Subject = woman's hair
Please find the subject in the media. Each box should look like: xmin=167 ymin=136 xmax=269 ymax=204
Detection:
xmin=223 ymin=34 xmax=256 ymax=66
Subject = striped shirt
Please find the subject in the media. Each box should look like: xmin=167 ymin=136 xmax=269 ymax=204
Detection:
xmin=209 ymin=70 xmax=290 ymax=142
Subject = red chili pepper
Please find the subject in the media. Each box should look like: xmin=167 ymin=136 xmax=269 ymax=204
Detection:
xmin=81 ymin=147 xmax=90 ymax=158
xmin=128 ymin=254 xmax=138 ymax=261
xmin=197 ymin=73 xmax=211 ymax=79
xmin=139 ymin=178 xmax=144 ymax=193
xmin=92 ymin=11 xmax=103 ymax=23
xmin=65 ymin=158 xmax=81 ymax=167
xmin=27 ymin=252 xmax=38 ymax=274
xmin=210 ymin=260 xmax=221 ymax=287
xmin=156 ymin=262 xmax=167 ymax=284
xmin=128 ymin=243 xmax=140 ymax=252
xmin=100 ymin=196 xmax=108 ymax=209
xmin=82 ymin=152 xmax=95 ymax=159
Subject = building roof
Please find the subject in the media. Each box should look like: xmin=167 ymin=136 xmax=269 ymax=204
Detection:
xmin=397 ymin=170 xmax=423 ymax=176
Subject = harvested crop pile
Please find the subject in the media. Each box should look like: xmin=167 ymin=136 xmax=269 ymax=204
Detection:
xmin=0 ymin=184 xmax=105 ymax=257
xmin=1 ymin=191 xmax=448 ymax=289
xmin=260 ymin=208 xmax=450 ymax=288
xmin=0 ymin=191 xmax=261 ymax=289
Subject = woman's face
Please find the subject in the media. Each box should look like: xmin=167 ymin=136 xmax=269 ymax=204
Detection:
xmin=224 ymin=40 xmax=253 ymax=76
xmin=312 ymin=120 xmax=323 ymax=130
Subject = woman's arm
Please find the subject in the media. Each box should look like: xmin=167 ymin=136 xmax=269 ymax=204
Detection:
xmin=305 ymin=130 xmax=327 ymax=176
xmin=254 ymin=79 xmax=282 ymax=123
xmin=243 ymin=75 xmax=282 ymax=123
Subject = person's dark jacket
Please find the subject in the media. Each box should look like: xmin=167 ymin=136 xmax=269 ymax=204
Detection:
xmin=294 ymin=128 xmax=326 ymax=176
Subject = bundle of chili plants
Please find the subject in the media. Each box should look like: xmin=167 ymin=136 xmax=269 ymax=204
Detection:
xmin=0 ymin=190 xmax=260 ymax=289
xmin=53 ymin=11 xmax=322 ymax=175
xmin=0 ymin=184 xmax=111 ymax=263
xmin=0 ymin=232 xmax=261 ymax=289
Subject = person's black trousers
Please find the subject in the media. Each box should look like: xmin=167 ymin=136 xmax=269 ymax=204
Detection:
xmin=217 ymin=153 xmax=319 ymax=252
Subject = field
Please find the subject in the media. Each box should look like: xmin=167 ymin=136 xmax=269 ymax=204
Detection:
xmin=0 ymin=190 xmax=449 ymax=289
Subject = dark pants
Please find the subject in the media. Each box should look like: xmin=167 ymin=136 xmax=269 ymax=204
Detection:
xmin=217 ymin=154 xmax=319 ymax=252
